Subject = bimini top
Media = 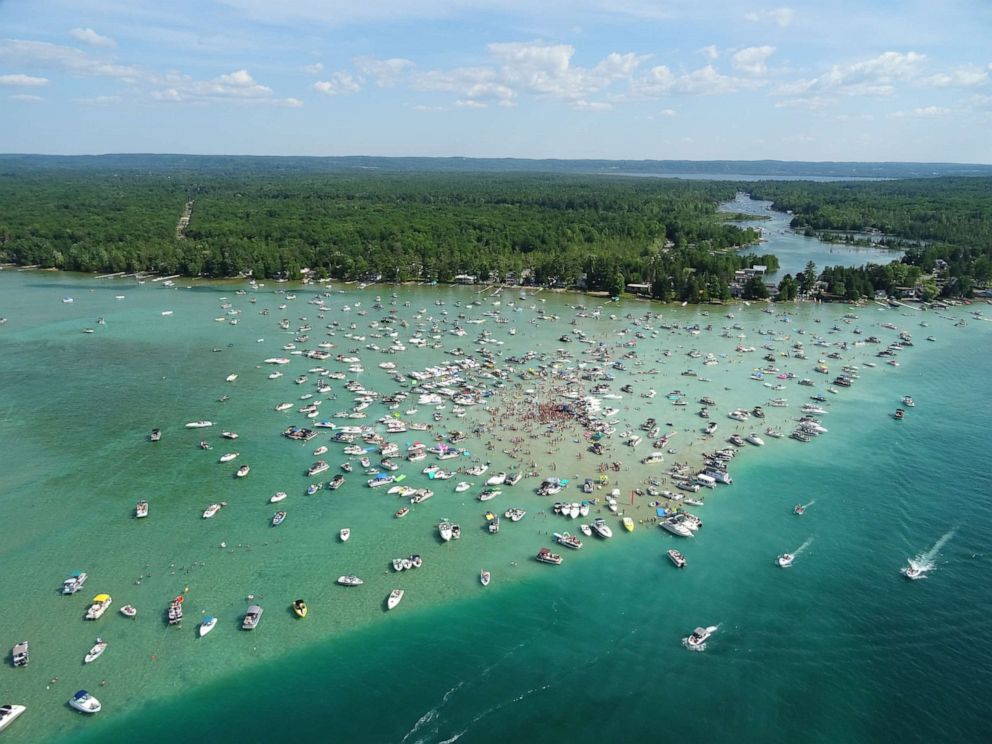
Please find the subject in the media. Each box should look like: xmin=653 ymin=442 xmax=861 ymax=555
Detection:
xmin=92 ymin=594 xmax=111 ymax=603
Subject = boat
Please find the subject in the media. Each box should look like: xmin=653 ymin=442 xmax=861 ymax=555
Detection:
xmin=235 ymin=464 xmax=251 ymax=477
xmin=0 ymin=704 xmax=26 ymax=732
xmin=149 ymin=428 xmax=161 ymax=442
xmin=554 ymin=532 xmax=583 ymax=550
xmin=84 ymin=639 xmax=108 ymax=664
xmin=660 ymin=517 xmax=693 ymax=538
xmin=504 ymin=507 xmax=526 ymax=521
xmin=455 ymin=481 xmax=472 ymax=492
xmin=313 ymin=445 xmax=329 ymax=456
xmin=219 ymin=452 xmax=239 ymax=463
xmin=199 ymin=616 xmax=217 ymax=636
xmin=386 ymin=589 xmax=404 ymax=610
xmin=62 ymin=571 xmax=88 ymax=595
xmin=903 ymin=563 xmax=925 ymax=580
xmin=69 ymin=690 xmax=102 ymax=714
xmin=480 ymin=569 xmax=491 ymax=586
xmin=271 ymin=491 xmax=288 ymax=503
xmin=11 ymin=642 xmax=28 ymax=668
xmin=395 ymin=506 xmax=410 ymax=518
xmin=579 ymin=523 xmax=592 ymax=537
xmin=902 ymin=396 xmax=916 ymax=407
xmin=337 ymin=575 xmax=364 ymax=586
xmin=272 ymin=511 xmax=287 ymax=526
xmin=793 ymin=504 xmax=805 ymax=515
xmin=242 ymin=604 xmax=263 ymax=630
xmin=591 ymin=517 xmax=613 ymax=539
xmin=202 ymin=503 xmax=222 ymax=518
xmin=328 ymin=474 xmax=345 ymax=490
xmin=438 ymin=521 xmax=454 ymax=542
xmin=135 ymin=500 xmax=149 ymax=519
xmin=683 ymin=626 xmax=717 ymax=650
xmin=339 ymin=528 xmax=351 ymax=542
xmin=167 ymin=595 xmax=184 ymax=625
xmin=667 ymin=549 xmax=687 ymax=568
xmin=184 ymin=421 xmax=213 ymax=429
xmin=622 ymin=516 xmax=635 ymax=532
xmin=307 ymin=460 xmax=329 ymax=476
xmin=777 ymin=553 xmax=795 ymax=567
xmin=84 ymin=594 xmax=112 ymax=620
xmin=893 ymin=408 xmax=905 ymax=420
xmin=745 ymin=433 xmax=765 ymax=446
xmin=119 ymin=604 xmax=137 ymax=618
xmin=199 ymin=440 xmax=212 ymax=450
xmin=222 ymin=431 xmax=239 ymax=440
xmin=292 ymin=599 xmax=308 ymax=618
xmin=535 ymin=547 xmax=563 ymax=565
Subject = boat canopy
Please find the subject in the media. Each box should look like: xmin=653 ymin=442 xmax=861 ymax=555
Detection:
xmin=92 ymin=593 xmax=110 ymax=602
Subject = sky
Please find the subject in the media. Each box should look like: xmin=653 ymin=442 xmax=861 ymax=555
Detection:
xmin=1 ymin=0 xmax=991 ymax=162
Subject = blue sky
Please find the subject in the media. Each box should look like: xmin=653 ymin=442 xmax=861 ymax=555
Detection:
xmin=1 ymin=0 xmax=991 ymax=162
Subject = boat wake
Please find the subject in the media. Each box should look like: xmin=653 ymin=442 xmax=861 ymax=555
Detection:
xmin=401 ymin=682 xmax=464 ymax=744
xmin=905 ymin=527 xmax=956 ymax=577
xmin=682 ymin=624 xmax=720 ymax=652
xmin=802 ymin=499 xmax=816 ymax=509
xmin=793 ymin=537 xmax=814 ymax=558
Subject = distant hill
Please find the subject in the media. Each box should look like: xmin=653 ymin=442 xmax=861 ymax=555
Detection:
xmin=0 ymin=153 xmax=989 ymax=179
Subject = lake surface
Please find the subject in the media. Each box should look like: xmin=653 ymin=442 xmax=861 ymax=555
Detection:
xmin=0 ymin=270 xmax=990 ymax=744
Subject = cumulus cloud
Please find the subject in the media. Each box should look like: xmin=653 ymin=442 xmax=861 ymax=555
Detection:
xmin=153 ymin=68 xmax=300 ymax=106
xmin=70 ymin=28 xmax=116 ymax=48
xmin=920 ymin=66 xmax=988 ymax=88
xmin=0 ymin=73 xmax=49 ymax=86
xmin=302 ymin=62 xmax=323 ymax=75
xmin=774 ymin=51 xmax=926 ymax=97
xmin=891 ymin=106 xmax=950 ymax=118
xmin=313 ymin=72 xmax=361 ymax=95
xmin=454 ymin=98 xmax=487 ymax=108
xmin=732 ymin=45 xmax=775 ymax=75
xmin=10 ymin=93 xmax=43 ymax=102
xmin=744 ymin=7 xmax=794 ymax=27
xmin=353 ymin=56 xmax=414 ymax=87
xmin=0 ymin=39 xmax=140 ymax=80
xmin=699 ymin=45 xmax=719 ymax=62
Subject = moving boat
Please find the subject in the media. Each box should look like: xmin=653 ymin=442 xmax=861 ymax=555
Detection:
xmin=683 ymin=626 xmax=717 ymax=650
xmin=69 ymin=690 xmax=102 ymax=714
xmin=199 ymin=616 xmax=217 ymax=636
xmin=62 ymin=571 xmax=88 ymax=595
xmin=185 ymin=421 xmax=213 ymax=429
xmin=386 ymin=589 xmax=404 ymax=610
xmin=535 ymin=548 xmax=563 ymax=565
xmin=242 ymin=604 xmax=263 ymax=630
xmin=119 ymin=604 xmax=137 ymax=618
xmin=667 ymin=549 xmax=687 ymax=568
xmin=480 ymin=569 xmax=491 ymax=586
xmin=339 ymin=528 xmax=351 ymax=542
xmin=272 ymin=511 xmax=287 ymax=526
xmin=292 ymin=599 xmax=308 ymax=618
xmin=84 ymin=639 xmax=108 ymax=664
xmin=85 ymin=594 xmax=112 ymax=620
xmin=793 ymin=504 xmax=805 ymax=515
xmin=0 ymin=704 xmax=26 ymax=732
xmin=777 ymin=553 xmax=795 ymax=568
xmin=337 ymin=575 xmax=364 ymax=587
xmin=903 ymin=563 xmax=924 ymax=580
xmin=135 ymin=500 xmax=149 ymax=519
xmin=12 ymin=642 xmax=28 ymax=668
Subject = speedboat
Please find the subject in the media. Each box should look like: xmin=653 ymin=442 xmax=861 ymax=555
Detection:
xmin=579 ymin=523 xmax=593 ymax=537
xmin=746 ymin=433 xmax=765 ymax=446
xmin=777 ymin=553 xmax=795 ymax=568
xmin=395 ymin=506 xmax=410 ymax=518
xmin=535 ymin=548 xmax=563 ymax=565
xmin=667 ymin=549 xmax=687 ymax=568
xmin=235 ymin=464 xmax=251 ymax=477
xmin=438 ymin=521 xmax=454 ymax=542
xmin=683 ymin=626 xmax=716 ymax=650
xmin=903 ymin=564 xmax=925 ymax=580
xmin=222 ymin=431 xmax=239 ymax=440
xmin=270 ymin=492 xmax=288 ymax=503
xmin=902 ymin=395 xmax=915 ymax=407
xmin=313 ymin=445 xmax=328 ymax=456
xmin=84 ymin=594 xmax=112 ymax=620
xmin=202 ymin=503 xmax=222 ymax=519
xmin=480 ymin=569 xmax=491 ymax=586
xmin=504 ymin=507 xmax=526 ymax=521
xmin=135 ymin=500 xmax=149 ymax=518
xmin=0 ymin=704 xmax=26 ymax=732
xmin=455 ymin=481 xmax=472 ymax=492
xmin=622 ymin=516 xmax=635 ymax=532
xmin=119 ymin=604 xmax=137 ymax=618
xmin=339 ymin=528 xmax=350 ymax=542
xmin=69 ymin=690 xmax=102 ymax=714
xmin=292 ymin=599 xmax=308 ymax=618
xmin=272 ymin=511 xmax=287 ymax=526
xmin=591 ymin=517 xmax=613 ymax=539
xmin=386 ymin=589 xmax=404 ymax=610
xmin=661 ymin=517 xmax=693 ymax=538
xmin=242 ymin=604 xmax=263 ymax=630
xmin=219 ymin=452 xmax=239 ymax=463
xmin=149 ymin=428 xmax=161 ymax=442
xmin=62 ymin=571 xmax=88 ymax=595
xmin=84 ymin=639 xmax=108 ymax=664
xmin=337 ymin=575 xmax=364 ymax=586
xmin=793 ymin=504 xmax=805 ymax=515
xmin=184 ymin=420 xmax=213 ymax=429
xmin=11 ymin=641 xmax=28 ymax=667
xmin=199 ymin=616 xmax=217 ymax=636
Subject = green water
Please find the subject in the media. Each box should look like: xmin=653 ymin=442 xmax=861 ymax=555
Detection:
xmin=1 ymin=270 xmax=990 ymax=743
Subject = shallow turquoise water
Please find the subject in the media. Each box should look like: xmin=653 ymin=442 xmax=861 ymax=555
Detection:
xmin=0 ymin=270 xmax=990 ymax=744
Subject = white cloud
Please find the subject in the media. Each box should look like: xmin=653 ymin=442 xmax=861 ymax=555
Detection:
xmin=920 ymin=66 xmax=988 ymax=89
xmin=699 ymin=45 xmax=719 ymax=62
xmin=574 ymin=99 xmax=611 ymax=111
xmin=313 ymin=72 xmax=361 ymax=95
xmin=152 ymin=68 xmax=301 ymax=106
xmin=353 ymin=56 xmax=414 ymax=87
xmin=0 ymin=39 xmax=140 ymax=80
xmin=0 ymin=73 xmax=49 ymax=86
xmin=455 ymin=99 xmax=487 ymax=108
xmin=774 ymin=51 xmax=926 ymax=98
xmin=891 ymin=106 xmax=950 ymax=118
xmin=732 ymin=45 xmax=775 ymax=75
xmin=774 ymin=96 xmax=833 ymax=110
xmin=412 ymin=104 xmax=447 ymax=112
xmin=10 ymin=93 xmax=43 ymax=102
xmin=744 ymin=7 xmax=795 ymax=27
xmin=70 ymin=28 xmax=116 ymax=48
xmin=658 ymin=108 xmax=677 ymax=117
xmin=302 ymin=62 xmax=324 ymax=75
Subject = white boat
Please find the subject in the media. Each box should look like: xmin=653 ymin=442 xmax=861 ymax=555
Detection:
xmin=591 ymin=517 xmax=613 ymax=539
xmin=199 ymin=616 xmax=218 ymax=637
xmin=554 ymin=532 xmax=584 ymax=550
xmin=272 ymin=511 xmax=287 ymax=526
xmin=135 ymin=500 xmax=149 ymax=518
xmin=777 ymin=553 xmax=794 ymax=567
xmin=455 ymin=481 xmax=472 ymax=492
xmin=579 ymin=524 xmax=592 ymax=537
xmin=226 ymin=374 xmax=238 ymax=382
xmin=69 ymin=690 xmax=102 ymax=714
xmin=242 ymin=604 xmax=263 ymax=630
xmin=660 ymin=518 xmax=693 ymax=538
xmin=84 ymin=594 xmax=112 ymax=620
xmin=313 ymin=445 xmax=328 ymax=456
xmin=480 ymin=570 xmax=491 ymax=586
xmin=235 ymin=465 xmax=250 ymax=477
xmin=185 ymin=421 xmax=213 ymax=429
xmin=340 ymin=528 xmax=351 ymax=542
xmin=746 ymin=433 xmax=765 ymax=446
xmin=119 ymin=604 xmax=137 ymax=618
xmin=683 ymin=625 xmax=717 ymax=650
xmin=202 ymin=503 xmax=222 ymax=519
xmin=11 ymin=642 xmax=28 ymax=668
xmin=219 ymin=452 xmax=239 ymax=463
xmin=222 ymin=431 xmax=239 ymax=440
xmin=337 ymin=575 xmax=364 ymax=586
xmin=386 ymin=589 xmax=404 ymax=610
xmin=270 ymin=491 xmax=288 ymax=503
xmin=275 ymin=402 xmax=293 ymax=411
xmin=504 ymin=507 xmax=526 ymax=522
xmin=438 ymin=521 xmax=454 ymax=542
xmin=0 ymin=704 xmax=27 ymax=732
xmin=667 ymin=549 xmax=687 ymax=568
xmin=84 ymin=639 xmax=108 ymax=664
xmin=486 ymin=472 xmax=507 ymax=486
xmin=62 ymin=571 xmax=88 ymax=595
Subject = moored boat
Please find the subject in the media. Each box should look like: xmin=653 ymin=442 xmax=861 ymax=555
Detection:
xmin=242 ymin=604 xmax=263 ymax=630
xmin=84 ymin=594 xmax=112 ymax=620
xmin=337 ymin=575 xmax=364 ymax=587
xmin=339 ymin=528 xmax=351 ymax=542
xmin=83 ymin=639 xmax=108 ymax=664
xmin=135 ymin=500 xmax=149 ymax=519
xmin=292 ymin=599 xmax=308 ymax=618
xmin=554 ymin=532 xmax=583 ymax=550
xmin=199 ymin=616 xmax=217 ymax=636
xmin=272 ymin=510 xmax=287 ymax=526
xmin=149 ymin=428 xmax=161 ymax=442
xmin=119 ymin=604 xmax=137 ymax=618
xmin=386 ymin=589 xmax=404 ymax=610
xmin=11 ymin=642 xmax=28 ymax=668
xmin=536 ymin=547 xmax=563 ymax=565
xmin=185 ymin=420 xmax=213 ymax=429
xmin=667 ymin=549 xmax=687 ymax=568
xmin=202 ymin=503 xmax=222 ymax=519
xmin=69 ymin=690 xmax=101 ymax=714
xmin=219 ymin=452 xmax=239 ymax=463
xmin=0 ymin=704 xmax=27 ymax=732
xmin=235 ymin=464 xmax=251 ymax=477
xmin=622 ymin=516 xmax=634 ymax=532
xmin=591 ymin=517 xmax=613 ymax=539
xmin=480 ymin=569 xmax=491 ymax=586
xmin=62 ymin=571 xmax=88 ymax=595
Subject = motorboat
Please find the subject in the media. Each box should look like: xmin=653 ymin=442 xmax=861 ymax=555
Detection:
xmin=292 ymin=599 xmax=308 ymax=618
xmin=202 ymin=503 xmax=222 ymax=519
xmin=535 ymin=547 xmax=563 ymax=565
xmin=271 ymin=491 xmax=288 ymax=503
xmin=199 ymin=616 xmax=217 ymax=636
xmin=313 ymin=445 xmax=328 ymax=456
xmin=480 ymin=569 xmax=491 ymax=586
xmin=622 ymin=516 xmax=635 ymax=532
xmin=84 ymin=639 xmax=108 ymax=664
xmin=386 ymin=589 xmax=404 ymax=610
xmin=167 ymin=595 xmax=184 ymax=625
xmin=902 ymin=395 xmax=916 ymax=407
xmin=272 ymin=511 xmax=287 ymax=526
xmin=793 ymin=504 xmax=805 ymax=515
xmin=503 ymin=507 xmax=526 ymax=521
xmin=777 ymin=553 xmax=795 ymax=568
xmin=438 ymin=521 xmax=454 ymax=542
xmin=85 ymin=594 xmax=112 ymax=620
xmin=235 ymin=464 xmax=251 ymax=477
xmin=135 ymin=500 xmax=149 ymax=518
xmin=12 ymin=641 xmax=28 ymax=668
xmin=184 ymin=421 xmax=213 ymax=429
xmin=242 ymin=604 xmax=263 ymax=630
xmin=667 ymin=549 xmax=687 ymax=568
xmin=339 ymin=528 xmax=351 ymax=542
xmin=579 ymin=524 xmax=593 ymax=537
xmin=328 ymin=474 xmax=345 ymax=490
xmin=893 ymin=408 xmax=905 ymax=420
xmin=337 ymin=575 xmax=364 ymax=586
xmin=903 ymin=564 xmax=925 ymax=580
xmin=395 ymin=506 xmax=410 ymax=518
xmin=219 ymin=452 xmax=238 ymax=463
xmin=276 ymin=402 xmax=293 ymax=411
xmin=554 ymin=532 xmax=584 ymax=550
xmin=69 ymin=690 xmax=102 ymax=714
xmin=591 ymin=517 xmax=613 ymax=539
xmin=660 ymin=517 xmax=693 ymax=538
xmin=199 ymin=440 xmax=212 ymax=450
xmin=149 ymin=428 xmax=161 ymax=442
xmin=307 ymin=460 xmax=329 ymax=476
xmin=683 ymin=626 xmax=717 ymax=650
xmin=745 ymin=433 xmax=765 ymax=446
xmin=62 ymin=571 xmax=88 ymax=595
xmin=455 ymin=481 xmax=472 ymax=492
xmin=222 ymin=431 xmax=239 ymax=440
xmin=120 ymin=604 xmax=137 ymax=618
xmin=0 ymin=704 xmax=26 ymax=732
